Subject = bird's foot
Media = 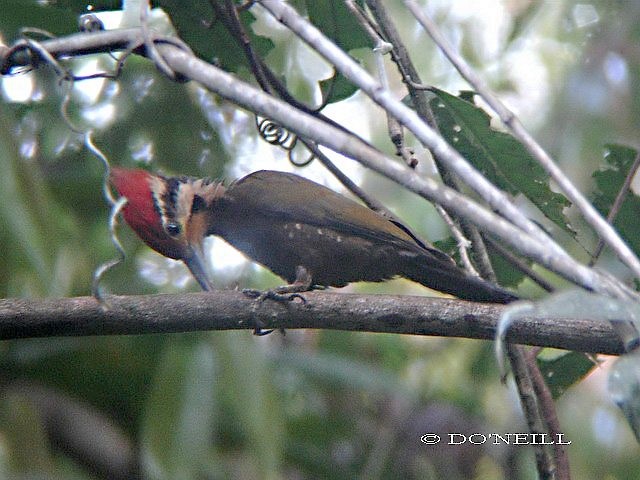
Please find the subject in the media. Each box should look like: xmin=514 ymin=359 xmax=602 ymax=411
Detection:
xmin=242 ymin=288 xmax=304 ymax=335
xmin=242 ymin=266 xmax=312 ymax=335
xmin=242 ymin=288 xmax=307 ymax=304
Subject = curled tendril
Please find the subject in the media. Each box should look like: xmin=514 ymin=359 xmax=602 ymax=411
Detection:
xmin=92 ymin=196 xmax=128 ymax=307
xmin=256 ymin=116 xmax=316 ymax=167
xmin=3 ymin=36 xmax=68 ymax=78
xmin=287 ymin=144 xmax=315 ymax=167
xmin=3 ymin=29 xmax=132 ymax=306
xmin=18 ymin=27 xmax=57 ymax=41
xmin=60 ymin=77 xmax=83 ymax=134
xmin=5 ymin=24 xmax=196 ymax=305
xmin=256 ymin=116 xmax=295 ymax=147
xmin=85 ymin=131 xmax=128 ymax=307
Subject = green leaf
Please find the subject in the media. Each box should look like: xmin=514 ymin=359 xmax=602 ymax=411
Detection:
xmin=306 ymin=0 xmax=369 ymax=104
xmin=319 ymin=70 xmax=358 ymax=105
xmin=154 ymin=1 xmax=273 ymax=72
xmin=537 ymin=351 xmax=595 ymax=399
xmin=428 ymin=87 xmax=572 ymax=232
xmin=304 ymin=0 xmax=369 ymax=52
xmin=435 ymin=236 xmax=526 ymax=288
xmin=140 ymin=338 xmax=217 ymax=480
xmin=0 ymin=1 xmax=79 ymax=41
xmin=488 ymin=245 xmax=527 ymax=288
xmin=591 ymin=144 xmax=640 ymax=255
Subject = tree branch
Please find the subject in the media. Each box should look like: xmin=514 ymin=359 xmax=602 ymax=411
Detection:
xmin=506 ymin=344 xmax=557 ymax=478
xmin=404 ymin=0 xmax=640 ymax=281
xmin=256 ymin=0 xmax=634 ymax=302
xmin=1 ymin=27 xmax=633 ymax=302
xmin=0 ymin=291 xmax=623 ymax=354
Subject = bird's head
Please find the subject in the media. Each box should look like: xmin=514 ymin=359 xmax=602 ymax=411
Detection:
xmin=110 ymin=167 xmax=225 ymax=291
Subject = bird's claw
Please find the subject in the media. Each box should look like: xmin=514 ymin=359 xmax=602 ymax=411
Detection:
xmin=242 ymin=288 xmax=304 ymax=335
xmin=242 ymin=288 xmax=307 ymax=304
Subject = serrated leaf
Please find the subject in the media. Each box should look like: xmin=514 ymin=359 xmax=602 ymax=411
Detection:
xmin=140 ymin=339 xmax=216 ymax=480
xmin=428 ymin=87 xmax=571 ymax=232
xmin=591 ymin=144 xmax=640 ymax=255
xmin=537 ymin=351 xmax=595 ymax=399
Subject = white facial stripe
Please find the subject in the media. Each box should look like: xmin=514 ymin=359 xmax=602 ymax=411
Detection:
xmin=175 ymin=182 xmax=195 ymax=221
xmin=149 ymin=174 xmax=169 ymax=225
xmin=149 ymin=174 xmax=226 ymax=234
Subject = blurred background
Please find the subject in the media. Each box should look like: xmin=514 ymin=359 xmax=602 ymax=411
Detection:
xmin=0 ymin=1 xmax=639 ymax=478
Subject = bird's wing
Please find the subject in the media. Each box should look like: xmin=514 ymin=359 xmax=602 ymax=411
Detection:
xmin=226 ymin=170 xmax=455 ymax=266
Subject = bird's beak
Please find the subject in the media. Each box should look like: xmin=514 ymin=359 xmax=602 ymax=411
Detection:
xmin=183 ymin=242 xmax=214 ymax=292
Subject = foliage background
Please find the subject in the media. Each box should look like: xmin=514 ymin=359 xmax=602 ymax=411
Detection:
xmin=0 ymin=1 xmax=639 ymax=479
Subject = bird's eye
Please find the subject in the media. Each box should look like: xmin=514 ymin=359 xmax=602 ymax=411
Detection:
xmin=165 ymin=222 xmax=182 ymax=236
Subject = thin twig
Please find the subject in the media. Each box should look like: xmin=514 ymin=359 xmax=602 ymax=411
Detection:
xmin=302 ymin=140 xmax=389 ymax=213
xmin=527 ymin=348 xmax=572 ymax=480
xmin=507 ymin=345 xmax=556 ymax=479
xmin=344 ymin=0 xmax=380 ymax=48
xmin=85 ymin=132 xmax=128 ymax=306
xmin=215 ymin=0 xmax=273 ymax=93
xmin=345 ymin=0 xmax=417 ymax=168
xmin=461 ymin=223 xmax=498 ymax=282
xmin=139 ymin=0 xmax=176 ymax=79
xmin=590 ymin=151 xmax=640 ymax=266
xmin=404 ymin=0 xmax=640 ymax=281
xmin=435 ymin=204 xmax=479 ymax=276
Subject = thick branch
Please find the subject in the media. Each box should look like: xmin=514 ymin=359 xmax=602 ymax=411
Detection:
xmin=0 ymin=28 xmax=143 ymax=72
xmin=0 ymin=291 xmax=622 ymax=354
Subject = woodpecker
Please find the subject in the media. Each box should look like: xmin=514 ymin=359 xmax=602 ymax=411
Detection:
xmin=110 ymin=167 xmax=517 ymax=303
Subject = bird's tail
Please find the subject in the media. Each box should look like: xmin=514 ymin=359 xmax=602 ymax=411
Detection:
xmin=401 ymin=255 xmax=518 ymax=304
